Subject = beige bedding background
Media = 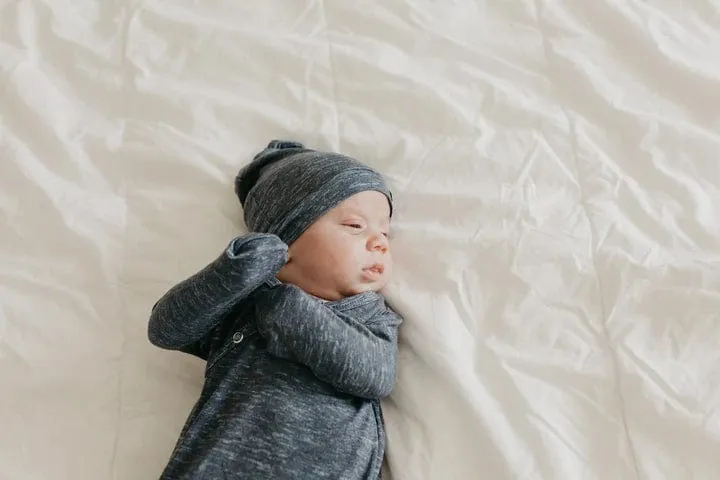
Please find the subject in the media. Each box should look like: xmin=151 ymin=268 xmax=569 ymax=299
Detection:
xmin=2 ymin=0 xmax=719 ymax=478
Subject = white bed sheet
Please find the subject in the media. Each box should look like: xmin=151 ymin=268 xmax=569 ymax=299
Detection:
xmin=2 ymin=0 xmax=720 ymax=478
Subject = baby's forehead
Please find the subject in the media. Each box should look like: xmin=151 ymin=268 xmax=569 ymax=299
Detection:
xmin=334 ymin=204 xmax=391 ymax=226
xmin=337 ymin=192 xmax=389 ymax=214
xmin=338 ymin=203 xmax=388 ymax=216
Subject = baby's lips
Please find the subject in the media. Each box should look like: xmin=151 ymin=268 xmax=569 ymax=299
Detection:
xmin=364 ymin=263 xmax=385 ymax=274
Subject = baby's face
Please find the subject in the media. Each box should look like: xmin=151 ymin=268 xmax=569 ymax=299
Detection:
xmin=276 ymin=190 xmax=392 ymax=301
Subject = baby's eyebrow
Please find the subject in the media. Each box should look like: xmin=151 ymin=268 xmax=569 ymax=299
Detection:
xmin=337 ymin=207 xmax=389 ymax=226
xmin=337 ymin=206 xmax=368 ymax=217
xmin=338 ymin=211 xmax=366 ymax=220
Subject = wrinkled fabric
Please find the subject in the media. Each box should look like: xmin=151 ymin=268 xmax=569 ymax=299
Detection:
xmin=148 ymin=233 xmax=401 ymax=479
xmin=3 ymin=1 xmax=720 ymax=479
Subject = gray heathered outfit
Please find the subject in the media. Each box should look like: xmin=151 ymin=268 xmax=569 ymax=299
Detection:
xmin=148 ymin=141 xmax=401 ymax=479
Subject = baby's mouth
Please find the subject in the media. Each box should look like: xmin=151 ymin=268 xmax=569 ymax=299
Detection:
xmin=363 ymin=263 xmax=385 ymax=277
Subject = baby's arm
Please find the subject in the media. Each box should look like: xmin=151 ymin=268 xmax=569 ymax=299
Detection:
xmin=254 ymin=284 xmax=402 ymax=399
xmin=148 ymin=233 xmax=287 ymax=357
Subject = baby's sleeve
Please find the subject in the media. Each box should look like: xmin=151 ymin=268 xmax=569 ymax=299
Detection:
xmin=147 ymin=233 xmax=288 ymax=359
xmin=255 ymin=284 xmax=402 ymax=399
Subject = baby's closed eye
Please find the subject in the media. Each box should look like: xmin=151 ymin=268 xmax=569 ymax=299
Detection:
xmin=342 ymin=221 xmax=365 ymax=230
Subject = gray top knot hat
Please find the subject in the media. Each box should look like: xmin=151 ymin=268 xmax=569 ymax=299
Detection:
xmin=235 ymin=140 xmax=393 ymax=245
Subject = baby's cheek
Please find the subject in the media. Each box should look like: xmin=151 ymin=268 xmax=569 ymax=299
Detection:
xmin=385 ymin=256 xmax=394 ymax=275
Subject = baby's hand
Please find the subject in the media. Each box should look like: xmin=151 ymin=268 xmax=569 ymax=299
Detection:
xmin=227 ymin=233 xmax=288 ymax=277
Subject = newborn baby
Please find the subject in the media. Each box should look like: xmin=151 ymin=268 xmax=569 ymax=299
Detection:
xmin=148 ymin=140 xmax=402 ymax=479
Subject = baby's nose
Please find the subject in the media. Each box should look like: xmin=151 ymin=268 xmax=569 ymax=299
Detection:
xmin=368 ymin=234 xmax=388 ymax=253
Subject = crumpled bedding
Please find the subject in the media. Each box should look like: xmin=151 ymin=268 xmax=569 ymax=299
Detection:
xmin=1 ymin=1 xmax=719 ymax=479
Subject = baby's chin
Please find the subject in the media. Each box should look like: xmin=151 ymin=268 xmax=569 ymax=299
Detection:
xmin=345 ymin=278 xmax=388 ymax=296
xmin=295 ymin=275 xmax=388 ymax=301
